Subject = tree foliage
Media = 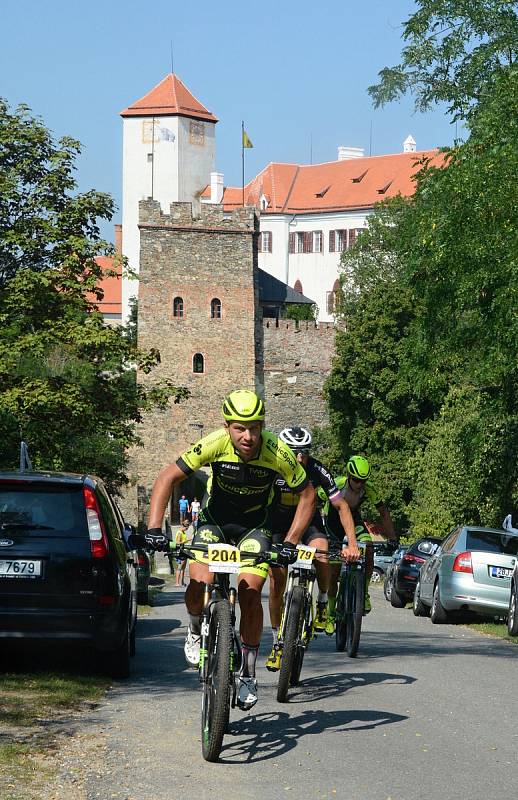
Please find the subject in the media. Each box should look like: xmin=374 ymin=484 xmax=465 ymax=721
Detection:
xmin=0 ymin=100 xmax=188 ymax=492
xmin=369 ymin=0 xmax=518 ymax=120
xmin=321 ymin=61 xmax=518 ymax=539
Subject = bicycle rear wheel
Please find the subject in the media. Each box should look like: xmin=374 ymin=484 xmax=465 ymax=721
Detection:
xmin=345 ymin=568 xmax=364 ymax=658
xmin=201 ymin=600 xmax=232 ymax=762
xmin=277 ymin=585 xmax=304 ymax=702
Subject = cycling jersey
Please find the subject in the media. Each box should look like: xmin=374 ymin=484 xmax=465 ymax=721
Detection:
xmin=177 ymin=428 xmax=308 ymax=527
xmin=269 ymin=456 xmax=340 ymax=537
xmin=320 ymin=474 xmax=383 ymax=539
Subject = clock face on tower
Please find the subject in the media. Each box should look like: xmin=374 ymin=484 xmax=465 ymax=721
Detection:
xmin=189 ymin=121 xmax=205 ymax=146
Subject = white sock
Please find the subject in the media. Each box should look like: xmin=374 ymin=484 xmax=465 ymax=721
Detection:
xmin=318 ymin=591 xmax=328 ymax=604
xmin=271 ymin=627 xmax=278 ymax=645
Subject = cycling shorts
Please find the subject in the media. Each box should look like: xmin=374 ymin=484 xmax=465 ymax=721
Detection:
xmin=271 ymin=523 xmax=328 ymax=548
xmin=190 ymin=508 xmax=272 ymax=579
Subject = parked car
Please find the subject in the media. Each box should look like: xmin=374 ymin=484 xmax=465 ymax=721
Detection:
xmin=0 ymin=470 xmax=138 ymax=677
xmin=135 ymin=546 xmax=152 ymax=605
xmin=386 ymin=537 xmax=443 ymax=608
xmin=504 ymin=516 xmax=518 ymax=636
xmin=372 ymin=540 xmax=399 ymax=583
xmin=414 ymin=525 xmax=518 ymax=624
xmin=383 ymin=545 xmax=409 ymax=601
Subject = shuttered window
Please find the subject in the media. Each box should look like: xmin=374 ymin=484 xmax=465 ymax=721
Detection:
xmin=259 ymin=231 xmax=272 ymax=252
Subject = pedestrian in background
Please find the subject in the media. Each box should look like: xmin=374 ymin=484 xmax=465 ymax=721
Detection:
xmin=178 ymin=494 xmax=190 ymax=525
xmin=190 ymin=496 xmax=201 ymax=531
xmin=174 ymin=523 xmax=189 ymax=587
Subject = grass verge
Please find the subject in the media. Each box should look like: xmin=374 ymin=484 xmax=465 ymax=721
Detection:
xmin=466 ymin=620 xmax=518 ymax=643
xmin=0 ymin=669 xmax=110 ymax=800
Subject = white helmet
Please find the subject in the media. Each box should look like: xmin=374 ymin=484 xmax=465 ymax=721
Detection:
xmin=279 ymin=426 xmax=312 ymax=452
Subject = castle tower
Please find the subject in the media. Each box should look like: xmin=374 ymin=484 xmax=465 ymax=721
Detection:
xmin=120 ymin=74 xmax=218 ymax=321
xmin=132 ymin=199 xmax=260 ymax=526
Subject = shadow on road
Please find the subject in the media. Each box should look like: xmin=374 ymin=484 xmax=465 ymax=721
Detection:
xmin=284 ymin=669 xmax=415 ymax=703
xmin=222 ymin=705 xmax=407 ymax=763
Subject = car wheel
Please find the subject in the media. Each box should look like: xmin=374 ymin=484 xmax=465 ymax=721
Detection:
xmin=106 ymin=621 xmax=131 ymax=679
xmin=507 ymin=585 xmax=518 ymax=636
xmin=137 ymin=589 xmax=149 ymax=605
xmin=413 ymin=581 xmax=430 ymax=617
xmin=430 ymin=582 xmax=450 ymax=624
xmin=370 ymin=567 xmax=383 ymax=584
xmin=390 ymin=580 xmax=405 ymax=608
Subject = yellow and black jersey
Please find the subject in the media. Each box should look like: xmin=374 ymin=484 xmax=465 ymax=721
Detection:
xmin=320 ymin=474 xmax=383 ymax=535
xmin=177 ymin=428 xmax=308 ymax=525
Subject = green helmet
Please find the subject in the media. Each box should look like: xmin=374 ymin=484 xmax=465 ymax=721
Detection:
xmin=222 ymin=390 xmax=265 ymax=423
xmin=346 ymin=455 xmax=371 ymax=480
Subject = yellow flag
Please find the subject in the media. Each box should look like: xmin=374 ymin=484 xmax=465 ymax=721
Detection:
xmin=242 ymin=129 xmax=253 ymax=148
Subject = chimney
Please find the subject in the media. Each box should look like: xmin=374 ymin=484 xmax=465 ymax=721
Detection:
xmin=403 ymin=135 xmax=416 ymax=153
xmin=210 ymin=172 xmax=224 ymax=204
xmin=337 ymin=146 xmax=365 ymax=161
xmin=114 ymin=223 xmax=122 ymax=254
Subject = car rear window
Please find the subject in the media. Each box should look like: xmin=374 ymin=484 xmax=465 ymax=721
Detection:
xmin=466 ymin=529 xmax=518 ymax=556
xmin=0 ymin=483 xmax=88 ymax=537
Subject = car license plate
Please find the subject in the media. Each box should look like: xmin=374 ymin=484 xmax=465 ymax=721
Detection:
xmin=489 ymin=566 xmax=513 ymax=579
xmin=0 ymin=559 xmax=42 ymax=578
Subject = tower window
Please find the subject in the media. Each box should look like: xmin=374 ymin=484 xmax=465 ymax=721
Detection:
xmin=211 ymin=298 xmax=222 ymax=319
xmin=193 ymin=353 xmax=204 ymax=374
xmin=294 ymin=279 xmax=303 ymax=294
xmin=173 ymin=296 xmax=184 ymax=318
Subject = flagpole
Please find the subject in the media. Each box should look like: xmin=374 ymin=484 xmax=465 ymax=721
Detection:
xmin=151 ymin=117 xmax=155 ymax=200
xmin=241 ymin=121 xmax=245 ymax=207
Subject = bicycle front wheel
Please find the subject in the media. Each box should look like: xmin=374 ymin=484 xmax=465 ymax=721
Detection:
xmin=335 ymin=573 xmax=348 ymax=652
xmin=201 ymin=600 xmax=232 ymax=762
xmin=290 ymin=589 xmax=312 ymax=687
xmin=277 ymin=585 xmax=304 ymax=702
xmin=346 ymin=568 xmax=364 ymax=658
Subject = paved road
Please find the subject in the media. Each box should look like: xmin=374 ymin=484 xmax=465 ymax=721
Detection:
xmin=78 ymin=579 xmax=518 ymax=800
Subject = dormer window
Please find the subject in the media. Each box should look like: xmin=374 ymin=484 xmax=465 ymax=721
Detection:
xmin=173 ymin=296 xmax=184 ymax=318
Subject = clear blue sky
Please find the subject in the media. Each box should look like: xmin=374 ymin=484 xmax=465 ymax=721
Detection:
xmin=2 ymin=0 xmax=456 ymax=241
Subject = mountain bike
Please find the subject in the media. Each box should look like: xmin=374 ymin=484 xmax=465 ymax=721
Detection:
xmin=334 ymin=541 xmax=367 ymax=657
xmin=168 ymin=541 xmax=278 ymax=762
xmin=276 ymin=545 xmax=325 ymax=703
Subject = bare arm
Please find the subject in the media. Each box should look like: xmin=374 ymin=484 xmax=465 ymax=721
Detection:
xmin=378 ymin=504 xmax=396 ymax=539
xmin=332 ymin=496 xmax=360 ymax=561
xmin=283 ymin=484 xmax=316 ymax=545
xmin=148 ymin=463 xmax=189 ymax=529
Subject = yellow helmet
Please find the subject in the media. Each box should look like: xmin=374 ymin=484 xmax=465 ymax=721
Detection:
xmin=222 ymin=390 xmax=265 ymax=423
xmin=346 ymin=455 xmax=371 ymax=480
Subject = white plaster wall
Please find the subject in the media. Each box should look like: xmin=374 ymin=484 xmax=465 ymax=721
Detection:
xmin=121 ymin=115 xmax=215 ymax=321
xmin=259 ymin=210 xmax=372 ymax=322
xmin=177 ymin=118 xmax=215 ymax=206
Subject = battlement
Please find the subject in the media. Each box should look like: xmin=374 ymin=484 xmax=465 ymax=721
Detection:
xmin=139 ymin=199 xmax=258 ymax=233
xmin=263 ymin=319 xmax=336 ymax=333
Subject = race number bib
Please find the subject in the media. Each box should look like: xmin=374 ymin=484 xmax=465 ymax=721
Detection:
xmin=294 ymin=544 xmax=316 ymax=570
xmin=208 ymin=544 xmax=241 ymax=573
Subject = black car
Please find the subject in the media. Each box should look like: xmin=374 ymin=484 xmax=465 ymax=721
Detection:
xmin=385 ymin=537 xmax=443 ymax=607
xmin=383 ymin=545 xmax=409 ymax=601
xmin=0 ymin=470 xmax=138 ymax=677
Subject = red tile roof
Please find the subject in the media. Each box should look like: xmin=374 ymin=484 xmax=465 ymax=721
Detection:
xmin=88 ymin=256 xmax=122 ymax=315
xmin=202 ymin=150 xmax=443 ymax=214
xmin=120 ymin=73 xmax=218 ymax=122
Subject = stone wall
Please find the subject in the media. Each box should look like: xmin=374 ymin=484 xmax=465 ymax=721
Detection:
xmin=261 ymin=318 xmax=336 ymax=433
xmin=123 ymin=199 xmax=259 ymax=527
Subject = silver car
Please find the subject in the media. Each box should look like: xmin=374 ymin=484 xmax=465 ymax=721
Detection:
xmin=413 ymin=525 xmax=518 ymax=623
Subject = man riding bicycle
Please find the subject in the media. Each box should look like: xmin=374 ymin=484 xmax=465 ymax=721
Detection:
xmin=145 ymin=390 xmax=315 ymax=711
xmin=320 ymin=455 xmax=396 ymax=633
xmin=265 ymin=426 xmax=359 ymax=671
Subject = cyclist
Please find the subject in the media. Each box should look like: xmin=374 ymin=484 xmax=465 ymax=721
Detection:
xmin=320 ymin=455 xmax=396 ymax=633
xmin=265 ymin=427 xmax=360 ymax=671
xmin=145 ymin=390 xmax=316 ymax=711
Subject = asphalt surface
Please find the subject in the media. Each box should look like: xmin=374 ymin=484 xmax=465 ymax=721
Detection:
xmin=79 ymin=571 xmax=518 ymax=800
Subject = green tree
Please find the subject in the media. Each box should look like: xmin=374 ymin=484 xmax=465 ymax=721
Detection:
xmin=369 ymin=0 xmax=518 ymax=120
xmin=0 ymin=100 xmax=188 ymax=492
xmin=282 ymin=302 xmax=318 ymax=321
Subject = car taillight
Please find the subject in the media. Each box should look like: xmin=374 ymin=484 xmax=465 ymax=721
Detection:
xmin=137 ymin=553 xmax=147 ymax=567
xmin=83 ymin=486 xmax=109 ymax=558
xmin=453 ymin=551 xmax=473 ymax=574
xmin=402 ymin=554 xmax=426 ymax=565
